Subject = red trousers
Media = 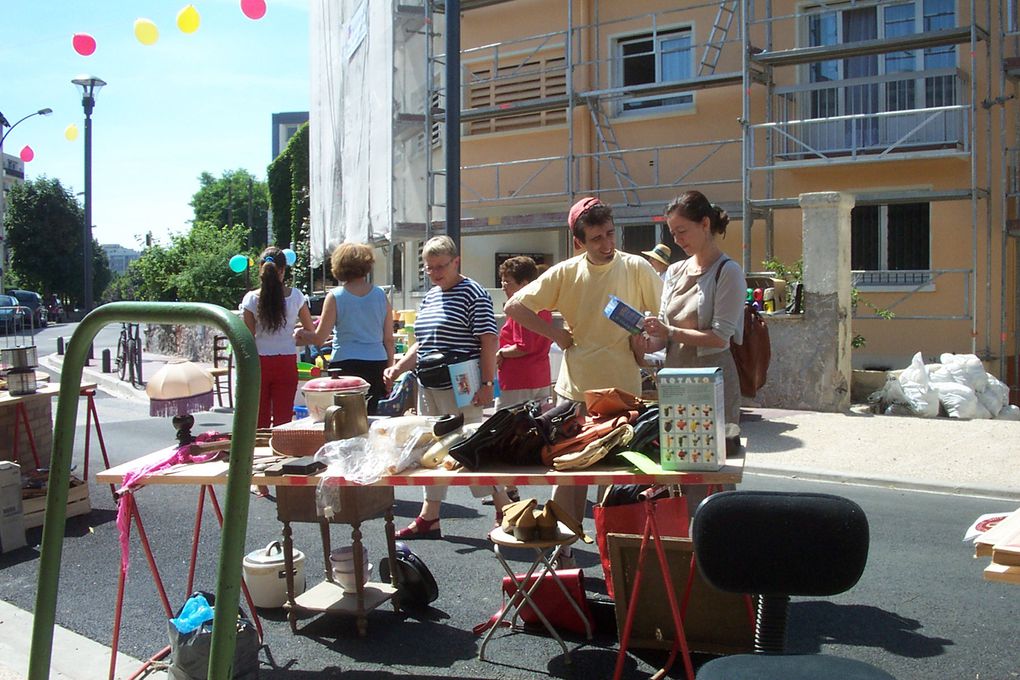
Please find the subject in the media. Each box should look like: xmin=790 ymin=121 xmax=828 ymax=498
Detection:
xmin=258 ymin=354 xmax=298 ymax=429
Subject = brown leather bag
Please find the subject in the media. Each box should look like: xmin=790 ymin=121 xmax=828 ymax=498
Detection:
xmin=716 ymin=259 xmax=771 ymax=398
xmin=584 ymin=388 xmax=643 ymax=419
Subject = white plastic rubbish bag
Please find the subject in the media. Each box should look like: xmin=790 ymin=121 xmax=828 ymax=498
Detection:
xmin=895 ymin=352 xmax=939 ymax=418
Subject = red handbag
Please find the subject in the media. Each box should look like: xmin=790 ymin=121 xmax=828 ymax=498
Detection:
xmin=594 ymin=494 xmax=689 ymax=599
xmin=474 ymin=568 xmax=594 ymax=636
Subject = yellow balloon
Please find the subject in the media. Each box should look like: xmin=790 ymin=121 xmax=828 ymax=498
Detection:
xmin=64 ymin=124 xmax=79 ymax=142
xmin=177 ymin=5 xmax=200 ymax=34
xmin=134 ymin=18 xmax=159 ymax=46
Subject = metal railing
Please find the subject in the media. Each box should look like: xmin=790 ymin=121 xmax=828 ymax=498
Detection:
xmin=29 ymin=302 xmax=260 ymax=680
xmin=851 ymin=267 xmax=972 ymax=320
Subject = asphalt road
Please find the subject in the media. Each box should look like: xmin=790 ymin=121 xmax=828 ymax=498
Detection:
xmin=3 ymin=321 xmax=1019 ymax=679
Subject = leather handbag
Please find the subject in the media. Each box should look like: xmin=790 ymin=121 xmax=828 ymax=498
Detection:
xmin=379 ymin=543 xmax=439 ymax=610
xmin=474 ymin=569 xmax=595 ymax=636
xmin=447 ymin=401 xmax=545 ymax=469
xmin=584 ymin=387 xmax=643 ymax=419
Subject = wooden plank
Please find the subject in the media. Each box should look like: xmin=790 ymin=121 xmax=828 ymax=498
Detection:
xmin=974 ymin=508 xmax=1020 ymax=558
xmin=983 ymin=561 xmax=1020 ymax=585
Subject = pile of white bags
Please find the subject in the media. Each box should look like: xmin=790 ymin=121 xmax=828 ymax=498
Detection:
xmin=874 ymin=352 xmax=1020 ymax=420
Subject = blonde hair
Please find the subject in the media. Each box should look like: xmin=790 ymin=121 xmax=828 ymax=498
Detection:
xmin=422 ymin=235 xmax=458 ymax=259
xmin=331 ymin=243 xmax=374 ymax=282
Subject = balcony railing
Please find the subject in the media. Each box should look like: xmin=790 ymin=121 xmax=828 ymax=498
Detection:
xmin=749 ymin=68 xmax=968 ymax=168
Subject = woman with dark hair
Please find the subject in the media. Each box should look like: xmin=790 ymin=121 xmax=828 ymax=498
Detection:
xmin=496 ymin=256 xmax=552 ymax=408
xmin=241 ymin=246 xmax=315 ymax=429
xmin=634 ymin=190 xmax=746 ymax=426
xmin=295 ymin=243 xmax=394 ymax=413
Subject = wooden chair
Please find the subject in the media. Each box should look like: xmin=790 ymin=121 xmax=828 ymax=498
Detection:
xmin=691 ymin=490 xmax=895 ymax=680
xmin=210 ymin=334 xmax=233 ymax=409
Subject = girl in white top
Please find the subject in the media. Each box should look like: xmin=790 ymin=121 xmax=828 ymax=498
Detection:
xmin=241 ymin=246 xmax=315 ymax=429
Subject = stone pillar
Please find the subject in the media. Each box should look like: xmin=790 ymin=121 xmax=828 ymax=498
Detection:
xmin=799 ymin=191 xmax=854 ymax=411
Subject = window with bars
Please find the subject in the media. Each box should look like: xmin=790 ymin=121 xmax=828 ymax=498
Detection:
xmin=465 ymin=52 xmax=567 ymax=135
xmin=851 ymin=202 xmax=932 ymax=286
xmin=615 ymin=27 xmax=694 ymax=114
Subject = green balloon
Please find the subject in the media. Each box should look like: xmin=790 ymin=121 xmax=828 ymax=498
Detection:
xmin=229 ymin=254 xmax=248 ymax=273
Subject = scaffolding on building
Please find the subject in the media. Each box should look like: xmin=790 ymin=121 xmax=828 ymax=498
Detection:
xmin=385 ymin=0 xmax=1014 ymax=385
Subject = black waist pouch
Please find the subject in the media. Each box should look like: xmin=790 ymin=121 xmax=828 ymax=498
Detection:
xmin=416 ymin=350 xmax=476 ymax=390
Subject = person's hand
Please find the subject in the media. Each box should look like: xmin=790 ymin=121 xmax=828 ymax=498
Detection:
xmin=472 ymin=383 xmax=495 ymax=407
xmin=293 ymin=328 xmax=306 ymax=344
xmin=496 ymin=350 xmax=505 ymax=368
xmin=551 ymin=327 xmax=574 ymax=351
xmin=630 ymin=332 xmax=652 ymax=355
xmin=383 ymin=365 xmax=402 ymax=391
xmin=641 ymin=316 xmax=669 ymax=340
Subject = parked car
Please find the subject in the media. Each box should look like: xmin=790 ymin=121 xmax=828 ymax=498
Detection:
xmin=7 ymin=289 xmax=46 ymax=328
xmin=0 ymin=294 xmax=28 ymax=334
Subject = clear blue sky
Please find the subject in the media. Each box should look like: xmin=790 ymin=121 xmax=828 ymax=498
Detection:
xmin=1 ymin=0 xmax=309 ymax=249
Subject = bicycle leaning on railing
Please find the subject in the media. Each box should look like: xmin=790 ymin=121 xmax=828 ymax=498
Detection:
xmin=115 ymin=322 xmax=144 ymax=387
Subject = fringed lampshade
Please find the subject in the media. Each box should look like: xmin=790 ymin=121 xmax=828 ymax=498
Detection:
xmin=146 ymin=361 xmax=215 ymax=445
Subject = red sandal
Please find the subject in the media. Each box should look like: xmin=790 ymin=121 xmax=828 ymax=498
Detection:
xmin=396 ymin=516 xmax=442 ymax=540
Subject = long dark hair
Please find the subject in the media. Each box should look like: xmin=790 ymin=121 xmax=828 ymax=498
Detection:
xmin=665 ymin=191 xmax=730 ymax=236
xmin=257 ymin=247 xmax=287 ymax=332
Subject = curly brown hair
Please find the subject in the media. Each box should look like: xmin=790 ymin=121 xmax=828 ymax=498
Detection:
xmin=331 ymin=243 xmax=375 ymax=282
xmin=498 ymin=256 xmax=539 ymax=285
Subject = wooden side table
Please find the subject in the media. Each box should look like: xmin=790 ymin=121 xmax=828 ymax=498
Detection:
xmin=275 ymin=483 xmax=398 ymax=636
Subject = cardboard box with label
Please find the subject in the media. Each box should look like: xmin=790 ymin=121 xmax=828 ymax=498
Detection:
xmin=657 ymin=368 xmax=726 ymax=471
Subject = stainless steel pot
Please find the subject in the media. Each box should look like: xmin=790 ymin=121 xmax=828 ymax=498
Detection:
xmin=323 ymin=391 xmax=370 ymax=441
xmin=6 ymin=368 xmax=38 ymax=396
xmin=1 ymin=345 xmax=38 ymax=370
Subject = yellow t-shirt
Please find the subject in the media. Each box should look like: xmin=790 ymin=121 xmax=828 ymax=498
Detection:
xmin=511 ymin=251 xmax=662 ymax=401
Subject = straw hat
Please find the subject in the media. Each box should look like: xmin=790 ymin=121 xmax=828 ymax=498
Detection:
xmin=641 ymin=244 xmax=671 ymax=267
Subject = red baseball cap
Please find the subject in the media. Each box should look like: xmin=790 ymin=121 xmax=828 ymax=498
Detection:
xmin=568 ymin=196 xmax=603 ymax=231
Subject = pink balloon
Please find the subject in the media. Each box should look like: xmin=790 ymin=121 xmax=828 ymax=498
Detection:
xmin=20 ymin=146 xmax=35 ymax=163
xmin=240 ymin=0 xmax=267 ymax=20
xmin=72 ymin=32 xmax=97 ymax=56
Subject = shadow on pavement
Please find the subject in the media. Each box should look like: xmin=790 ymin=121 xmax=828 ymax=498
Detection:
xmin=788 ymin=601 xmax=953 ymax=658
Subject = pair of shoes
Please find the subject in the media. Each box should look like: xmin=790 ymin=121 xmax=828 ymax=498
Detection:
xmin=250 ymin=485 xmax=271 ymax=498
xmin=395 ymin=516 xmax=442 ymax=540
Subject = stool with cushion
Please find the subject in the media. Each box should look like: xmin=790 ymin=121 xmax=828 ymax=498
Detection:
xmin=691 ymin=490 xmax=895 ymax=680
xmin=210 ymin=334 xmax=233 ymax=409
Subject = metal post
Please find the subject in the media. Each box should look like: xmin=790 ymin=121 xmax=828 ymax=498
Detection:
xmin=83 ymin=107 xmax=94 ymax=313
xmin=445 ymin=0 xmax=461 ymax=249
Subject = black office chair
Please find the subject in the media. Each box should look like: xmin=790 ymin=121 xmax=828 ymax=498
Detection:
xmin=691 ymin=490 xmax=895 ymax=680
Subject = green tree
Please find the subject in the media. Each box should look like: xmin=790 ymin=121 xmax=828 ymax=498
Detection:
xmin=190 ymin=169 xmax=270 ymax=247
xmin=4 ymin=176 xmax=110 ymax=308
xmin=267 ymin=122 xmax=309 ymax=284
xmin=105 ymin=222 xmax=252 ymax=309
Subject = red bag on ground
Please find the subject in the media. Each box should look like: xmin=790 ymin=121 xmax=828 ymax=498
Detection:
xmin=474 ymin=569 xmax=594 ymax=636
xmin=594 ymin=494 xmax=689 ymax=599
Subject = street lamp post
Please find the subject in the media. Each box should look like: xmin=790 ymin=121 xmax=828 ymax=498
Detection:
xmin=0 ymin=107 xmax=53 ymax=294
xmin=72 ymin=75 xmax=106 ymax=313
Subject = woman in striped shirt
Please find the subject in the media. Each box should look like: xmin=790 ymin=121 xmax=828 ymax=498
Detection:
xmin=383 ymin=235 xmax=510 ymax=538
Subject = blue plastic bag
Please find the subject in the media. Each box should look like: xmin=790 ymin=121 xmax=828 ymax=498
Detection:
xmin=170 ymin=593 xmax=214 ymax=634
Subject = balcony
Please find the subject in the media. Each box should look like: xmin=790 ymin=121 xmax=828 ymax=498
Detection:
xmin=749 ymin=68 xmax=968 ymax=169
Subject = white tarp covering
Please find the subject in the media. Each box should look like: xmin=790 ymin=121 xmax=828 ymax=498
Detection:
xmin=309 ymin=0 xmax=394 ymax=265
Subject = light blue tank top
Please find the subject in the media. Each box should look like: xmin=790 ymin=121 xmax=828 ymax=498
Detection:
xmin=331 ymin=286 xmax=388 ymax=361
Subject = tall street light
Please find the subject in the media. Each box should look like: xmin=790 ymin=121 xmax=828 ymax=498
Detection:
xmin=0 ymin=107 xmax=53 ymax=294
xmin=72 ymin=75 xmax=105 ymax=313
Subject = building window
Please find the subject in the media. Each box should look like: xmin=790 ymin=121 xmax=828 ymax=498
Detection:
xmin=616 ymin=27 xmax=694 ymax=114
xmin=851 ymin=202 xmax=931 ymax=286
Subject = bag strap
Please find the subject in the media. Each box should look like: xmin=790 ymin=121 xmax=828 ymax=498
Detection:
xmin=713 ymin=255 xmax=733 ymax=286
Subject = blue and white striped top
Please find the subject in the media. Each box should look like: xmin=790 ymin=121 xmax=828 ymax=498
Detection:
xmin=414 ymin=277 xmax=497 ymax=357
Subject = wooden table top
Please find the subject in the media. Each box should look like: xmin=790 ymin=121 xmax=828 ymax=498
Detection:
xmin=0 ymin=381 xmax=97 ymax=406
xmin=96 ymin=445 xmax=744 ymax=489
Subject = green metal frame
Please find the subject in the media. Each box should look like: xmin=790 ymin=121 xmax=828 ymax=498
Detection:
xmin=28 ymin=302 xmax=261 ymax=680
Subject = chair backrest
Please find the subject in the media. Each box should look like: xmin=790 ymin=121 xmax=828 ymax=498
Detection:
xmin=692 ymin=490 xmax=869 ymax=597
xmin=213 ymin=335 xmax=232 ymax=368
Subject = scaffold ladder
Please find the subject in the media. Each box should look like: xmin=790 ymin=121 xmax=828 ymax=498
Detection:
xmin=588 ymin=98 xmax=640 ymax=205
xmin=699 ymin=0 xmax=738 ymax=76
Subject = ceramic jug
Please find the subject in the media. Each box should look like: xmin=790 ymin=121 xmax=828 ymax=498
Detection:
xmin=324 ymin=391 xmax=369 ymax=441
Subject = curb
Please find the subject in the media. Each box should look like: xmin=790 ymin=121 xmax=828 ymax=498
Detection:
xmin=744 ymin=464 xmax=1020 ymax=501
xmin=38 ymin=353 xmax=149 ymax=404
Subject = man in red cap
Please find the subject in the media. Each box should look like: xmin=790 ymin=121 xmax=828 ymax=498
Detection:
xmin=504 ymin=196 xmax=662 ymax=565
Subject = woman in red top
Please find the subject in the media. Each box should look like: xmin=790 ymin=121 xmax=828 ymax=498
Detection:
xmin=496 ymin=256 xmax=553 ymax=408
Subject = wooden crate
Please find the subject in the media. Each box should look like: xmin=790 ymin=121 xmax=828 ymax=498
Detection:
xmin=22 ymin=476 xmax=91 ymax=530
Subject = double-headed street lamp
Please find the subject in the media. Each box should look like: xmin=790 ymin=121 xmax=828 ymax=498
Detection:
xmin=0 ymin=107 xmax=53 ymax=294
xmin=72 ymin=75 xmax=105 ymax=312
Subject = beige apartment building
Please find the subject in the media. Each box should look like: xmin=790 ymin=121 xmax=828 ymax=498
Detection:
xmin=310 ymin=0 xmax=1020 ymax=399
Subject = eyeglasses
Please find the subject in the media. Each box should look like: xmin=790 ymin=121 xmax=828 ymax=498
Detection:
xmin=424 ymin=259 xmax=455 ymax=274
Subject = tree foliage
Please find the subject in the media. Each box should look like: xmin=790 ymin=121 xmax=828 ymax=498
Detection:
xmin=190 ymin=169 xmax=270 ymax=247
xmin=267 ymin=122 xmax=309 ymax=287
xmin=4 ymin=176 xmax=111 ymax=308
xmin=104 ymin=221 xmax=253 ymax=309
